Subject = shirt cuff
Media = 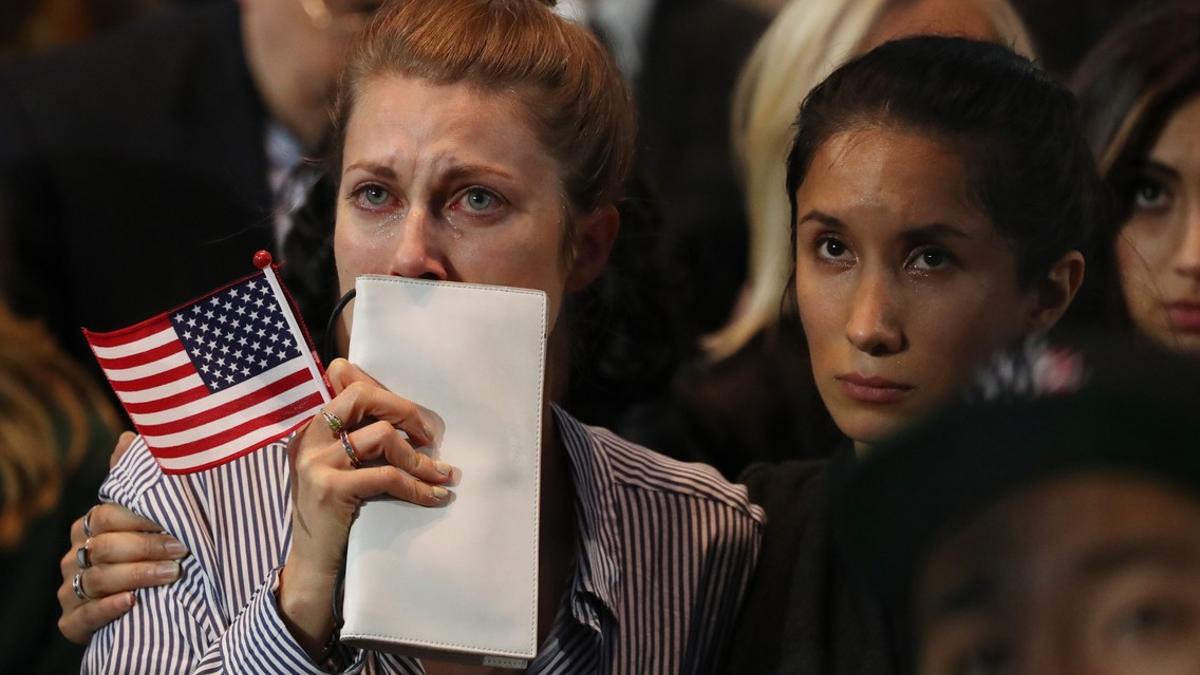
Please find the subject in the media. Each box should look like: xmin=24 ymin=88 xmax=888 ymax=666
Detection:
xmin=239 ymin=567 xmax=368 ymax=674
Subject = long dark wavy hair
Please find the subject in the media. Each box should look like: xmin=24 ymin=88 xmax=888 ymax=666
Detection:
xmin=1071 ymin=1 xmax=1200 ymax=335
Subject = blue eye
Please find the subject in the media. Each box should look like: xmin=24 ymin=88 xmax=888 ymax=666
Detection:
xmin=462 ymin=188 xmax=498 ymax=212
xmin=353 ymin=184 xmax=390 ymax=208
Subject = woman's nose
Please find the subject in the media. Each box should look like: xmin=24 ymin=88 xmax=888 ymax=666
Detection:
xmin=1173 ymin=204 xmax=1200 ymax=280
xmin=389 ymin=208 xmax=448 ymax=281
xmin=845 ymin=271 xmax=905 ymax=356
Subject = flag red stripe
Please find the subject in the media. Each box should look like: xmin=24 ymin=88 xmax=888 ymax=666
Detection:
xmin=155 ymin=417 xmax=310 ymax=475
xmin=134 ymin=369 xmax=316 ymax=436
xmin=84 ymin=316 xmax=174 ymax=348
xmin=109 ymin=362 xmax=198 ymax=392
xmin=94 ymin=340 xmax=186 ymax=371
xmin=147 ymin=392 xmax=325 ymax=458
xmin=123 ymin=385 xmax=210 ymax=415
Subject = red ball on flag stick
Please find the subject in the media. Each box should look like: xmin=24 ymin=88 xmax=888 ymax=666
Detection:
xmin=253 ymin=250 xmax=273 ymax=269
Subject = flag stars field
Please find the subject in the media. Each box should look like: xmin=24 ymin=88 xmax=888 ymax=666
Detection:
xmin=83 ymin=265 xmax=329 ymax=474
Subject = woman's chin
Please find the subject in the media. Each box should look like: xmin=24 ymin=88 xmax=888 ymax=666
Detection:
xmin=832 ymin=406 xmax=919 ymax=451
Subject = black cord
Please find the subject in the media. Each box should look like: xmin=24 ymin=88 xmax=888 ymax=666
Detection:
xmin=323 ymin=289 xmax=356 ymax=365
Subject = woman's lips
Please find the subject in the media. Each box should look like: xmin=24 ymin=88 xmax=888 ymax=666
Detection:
xmin=835 ymin=374 xmax=914 ymax=404
xmin=1166 ymin=301 xmax=1200 ymax=333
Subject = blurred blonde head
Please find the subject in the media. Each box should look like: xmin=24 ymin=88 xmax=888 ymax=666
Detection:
xmin=705 ymin=0 xmax=1035 ymax=359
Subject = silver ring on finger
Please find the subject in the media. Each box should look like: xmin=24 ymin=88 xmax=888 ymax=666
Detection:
xmin=82 ymin=505 xmax=97 ymax=539
xmin=76 ymin=538 xmax=93 ymax=569
xmin=72 ymin=571 xmax=93 ymax=602
xmin=339 ymin=430 xmax=362 ymax=469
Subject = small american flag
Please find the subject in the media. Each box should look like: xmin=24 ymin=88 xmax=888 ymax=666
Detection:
xmin=84 ymin=254 xmax=331 ymax=474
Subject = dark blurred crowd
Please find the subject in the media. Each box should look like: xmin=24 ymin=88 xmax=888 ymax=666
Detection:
xmin=0 ymin=0 xmax=1196 ymax=674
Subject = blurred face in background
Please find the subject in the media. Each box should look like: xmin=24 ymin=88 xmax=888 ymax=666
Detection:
xmin=240 ymin=0 xmax=383 ymax=142
xmin=917 ymin=473 xmax=1200 ymax=675
xmin=792 ymin=124 xmax=1042 ymax=447
xmin=1116 ymin=95 xmax=1200 ymax=355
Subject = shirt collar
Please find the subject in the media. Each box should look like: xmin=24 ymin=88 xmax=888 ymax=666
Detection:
xmin=552 ymin=405 xmax=624 ymax=632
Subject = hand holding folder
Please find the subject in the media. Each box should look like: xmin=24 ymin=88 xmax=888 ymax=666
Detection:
xmin=340 ymin=276 xmax=548 ymax=669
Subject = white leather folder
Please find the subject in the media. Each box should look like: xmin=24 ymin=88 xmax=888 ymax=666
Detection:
xmin=340 ymin=276 xmax=546 ymax=668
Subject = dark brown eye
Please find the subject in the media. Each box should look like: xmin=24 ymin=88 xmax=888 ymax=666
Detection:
xmin=912 ymin=248 xmax=951 ymax=271
xmin=818 ymin=237 xmax=849 ymax=259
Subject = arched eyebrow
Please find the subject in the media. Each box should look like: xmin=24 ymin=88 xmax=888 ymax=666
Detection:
xmin=342 ymin=161 xmax=397 ymax=179
xmin=441 ymin=163 xmax=517 ymax=184
xmin=1132 ymin=159 xmax=1181 ymax=182
xmin=796 ymin=209 xmax=845 ymax=230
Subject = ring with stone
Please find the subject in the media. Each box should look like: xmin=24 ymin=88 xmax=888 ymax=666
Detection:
xmin=321 ymin=409 xmax=346 ymax=435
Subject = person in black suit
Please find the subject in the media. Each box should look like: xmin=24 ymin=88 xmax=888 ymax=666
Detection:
xmin=0 ymin=0 xmax=376 ymax=655
xmin=0 ymin=0 xmax=371 ymax=373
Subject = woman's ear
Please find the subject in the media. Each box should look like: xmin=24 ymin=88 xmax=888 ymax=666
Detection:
xmin=1028 ymin=250 xmax=1086 ymax=334
xmin=565 ymin=204 xmax=620 ymax=293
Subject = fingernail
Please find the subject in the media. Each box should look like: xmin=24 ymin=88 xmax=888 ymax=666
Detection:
xmin=123 ymin=591 xmax=135 ymax=609
xmin=423 ymin=424 xmax=435 ymax=442
xmin=155 ymin=561 xmax=181 ymax=580
xmin=431 ymin=486 xmax=450 ymax=500
xmin=164 ymin=539 xmax=188 ymax=557
xmin=434 ymin=461 xmax=453 ymax=477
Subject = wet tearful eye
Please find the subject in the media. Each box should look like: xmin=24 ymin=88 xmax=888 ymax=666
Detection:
xmin=360 ymin=185 xmax=390 ymax=208
xmin=462 ymin=188 xmax=497 ymax=212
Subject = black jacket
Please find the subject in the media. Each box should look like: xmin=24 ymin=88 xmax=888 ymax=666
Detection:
xmin=724 ymin=447 xmax=902 ymax=674
xmin=0 ymin=1 xmax=333 ymax=371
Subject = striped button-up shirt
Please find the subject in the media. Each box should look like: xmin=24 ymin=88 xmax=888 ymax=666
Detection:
xmin=83 ymin=406 xmax=764 ymax=674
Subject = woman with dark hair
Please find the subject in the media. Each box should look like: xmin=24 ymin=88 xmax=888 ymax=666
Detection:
xmin=1072 ymin=2 xmax=1200 ymax=355
xmin=722 ymin=36 xmax=1102 ymax=673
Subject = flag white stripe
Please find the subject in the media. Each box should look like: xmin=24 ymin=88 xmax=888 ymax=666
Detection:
xmin=262 ymin=265 xmax=331 ymax=406
xmin=128 ymin=360 xmax=310 ymax=426
xmin=116 ymin=374 xmax=207 ymax=404
xmin=91 ymin=326 xmax=177 ymax=359
xmin=142 ymin=379 xmax=323 ymax=448
xmin=103 ymin=350 xmax=191 ymax=382
xmin=153 ymin=409 xmax=316 ymax=472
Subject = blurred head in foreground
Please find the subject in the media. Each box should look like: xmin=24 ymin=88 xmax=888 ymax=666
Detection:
xmin=843 ymin=341 xmax=1200 ymax=674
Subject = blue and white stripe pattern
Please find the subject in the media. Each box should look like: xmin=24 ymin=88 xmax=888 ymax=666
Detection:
xmin=82 ymin=406 xmax=764 ymax=674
